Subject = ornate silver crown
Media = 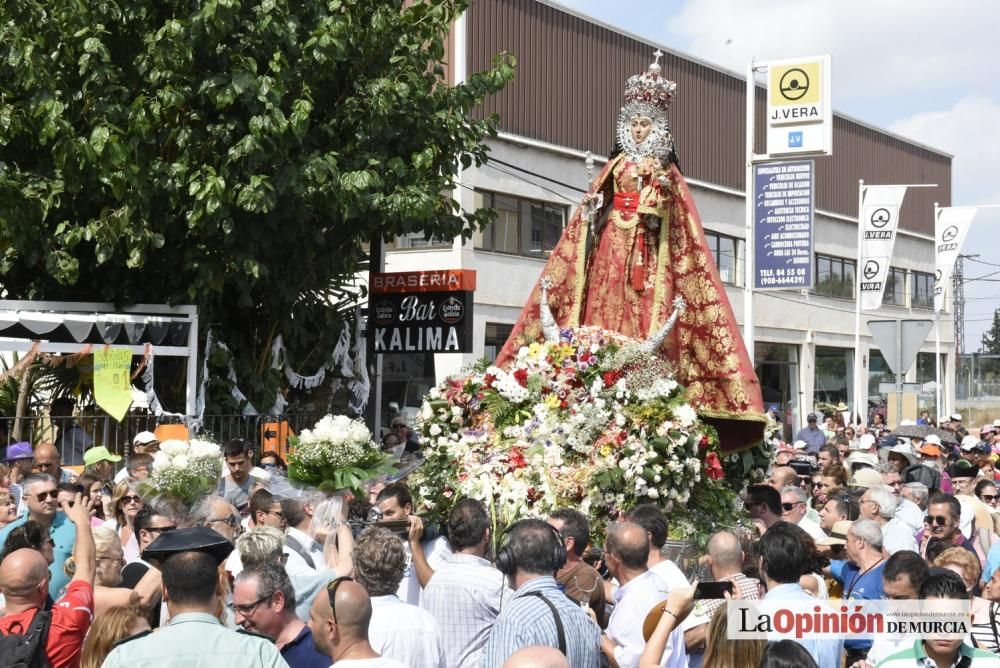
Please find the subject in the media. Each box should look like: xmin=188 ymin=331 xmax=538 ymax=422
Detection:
xmin=616 ymin=50 xmax=678 ymax=162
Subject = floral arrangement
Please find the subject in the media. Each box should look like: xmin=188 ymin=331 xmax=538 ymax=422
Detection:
xmin=287 ymin=414 xmax=395 ymax=494
xmin=141 ymin=438 xmax=223 ymax=508
xmin=410 ymin=327 xmax=742 ymax=544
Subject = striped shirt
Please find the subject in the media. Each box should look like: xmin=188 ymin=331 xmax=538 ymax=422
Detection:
xmin=421 ymin=552 xmax=510 ymax=668
xmin=877 ymin=639 xmax=1000 ymax=667
xmin=480 ymin=576 xmax=601 ymax=668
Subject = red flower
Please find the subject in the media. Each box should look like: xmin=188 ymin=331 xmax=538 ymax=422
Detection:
xmin=699 ymin=435 xmax=710 ymax=450
xmin=484 ymin=374 xmax=496 ymax=388
xmin=602 ymin=370 xmax=622 ymax=387
xmin=705 ymin=452 xmax=725 ymax=480
xmin=513 ymin=368 xmax=529 ymax=387
xmin=509 ymin=448 xmax=527 ymax=469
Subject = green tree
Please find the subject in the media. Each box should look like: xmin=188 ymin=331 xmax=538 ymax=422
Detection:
xmin=981 ymin=308 xmax=1000 ymax=354
xmin=0 ymin=0 xmax=514 ymax=412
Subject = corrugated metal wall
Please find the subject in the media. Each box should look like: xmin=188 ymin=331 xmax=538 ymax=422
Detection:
xmin=466 ymin=0 xmax=950 ymax=235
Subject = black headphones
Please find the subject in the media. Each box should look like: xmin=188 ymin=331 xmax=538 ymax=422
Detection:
xmin=495 ymin=519 xmax=567 ymax=575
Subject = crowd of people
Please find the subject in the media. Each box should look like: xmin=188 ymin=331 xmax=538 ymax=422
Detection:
xmin=3 ymin=409 xmax=1000 ymax=667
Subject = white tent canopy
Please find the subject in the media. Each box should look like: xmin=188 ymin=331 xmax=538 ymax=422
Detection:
xmin=0 ymin=300 xmax=198 ymax=415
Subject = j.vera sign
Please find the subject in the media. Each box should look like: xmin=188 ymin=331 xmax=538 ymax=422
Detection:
xmin=370 ymin=270 xmax=476 ymax=353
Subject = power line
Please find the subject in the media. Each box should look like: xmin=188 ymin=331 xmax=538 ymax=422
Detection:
xmin=486 ymin=157 xmax=589 ymax=195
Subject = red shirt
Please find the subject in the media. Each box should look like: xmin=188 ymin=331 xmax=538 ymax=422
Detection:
xmin=0 ymin=580 xmax=94 ymax=668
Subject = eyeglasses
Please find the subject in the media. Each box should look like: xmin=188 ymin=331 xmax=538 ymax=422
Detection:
xmin=925 ymin=515 xmax=949 ymax=526
xmin=813 ymin=481 xmax=828 ymax=488
xmin=228 ymin=592 xmax=274 ymax=616
xmin=204 ymin=516 xmax=240 ymax=529
xmin=120 ymin=495 xmax=143 ymax=505
xmin=145 ymin=525 xmax=176 ymax=535
xmin=981 ymin=495 xmax=997 ymax=502
xmin=34 ymin=490 xmax=58 ymax=502
xmin=781 ymin=502 xmax=804 ymax=511
xmin=264 ymin=510 xmax=285 ymax=520
xmin=326 ymin=576 xmax=353 ymax=624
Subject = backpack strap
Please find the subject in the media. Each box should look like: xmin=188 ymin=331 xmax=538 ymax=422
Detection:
xmin=284 ymin=535 xmax=316 ymax=570
xmin=521 ymin=591 xmax=567 ymax=656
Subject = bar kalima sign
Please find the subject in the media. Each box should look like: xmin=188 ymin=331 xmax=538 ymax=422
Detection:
xmin=369 ymin=270 xmax=475 ymax=353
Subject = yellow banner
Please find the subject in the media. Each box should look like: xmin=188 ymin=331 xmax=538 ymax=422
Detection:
xmin=94 ymin=348 xmax=133 ymax=421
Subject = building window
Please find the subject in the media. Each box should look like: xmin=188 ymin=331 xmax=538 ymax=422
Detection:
xmin=911 ymin=271 xmax=934 ymax=309
xmin=815 ymin=253 xmax=856 ymax=299
xmin=389 ymin=233 xmax=452 ymax=250
xmin=484 ymin=322 xmax=514 ymax=363
xmin=704 ymin=230 xmax=739 ymax=285
xmin=473 ymin=191 xmax=567 ymax=258
xmin=883 ymin=268 xmax=906 ymax=306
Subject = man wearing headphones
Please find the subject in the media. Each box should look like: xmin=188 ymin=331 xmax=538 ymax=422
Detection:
xmin=480 ymin=519 xmax=601 ymax=668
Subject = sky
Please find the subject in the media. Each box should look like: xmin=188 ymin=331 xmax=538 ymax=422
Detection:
xmin=557 ymin=0 xmax=1000 ymax=351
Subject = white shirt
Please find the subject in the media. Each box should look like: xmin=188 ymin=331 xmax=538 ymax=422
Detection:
xmin=796 ymin=516 xmax=828 ymax=542
xmin=397 ymin=535 xmax=451 ymax=606
xmin=331 ymin=658 xmax=409 ymax=668
xmin=421 ymin=552 xmax=511 ymax=668
xmin=368 ymin=595 xmax=445 ymax=668
xmin=607 ymin=570 xmax=687 ymax=668
xmin=895 ymin=497 xmax=924 ymax=532
xmin=649 ymin=558 xmax=689 ymax=593
xmin=285 ymin=526 xmax=325 ymax=571
xmin=882 ymin=517 xmax=919 ymax=554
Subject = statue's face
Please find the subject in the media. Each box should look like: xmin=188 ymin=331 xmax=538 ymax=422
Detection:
xmin=630 ymin=116 xmax=653 ymax=145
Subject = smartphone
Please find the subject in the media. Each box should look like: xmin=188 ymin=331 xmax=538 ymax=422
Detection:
xmin=693 ymin=581 xmax=735 ymax=600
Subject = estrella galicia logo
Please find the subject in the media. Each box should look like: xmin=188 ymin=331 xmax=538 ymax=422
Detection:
xmin=788 ymin=131 xmax=803 ymax=148
xmin=941 ymin=226 xmax=959 ymax=243
xmin=863 ymin=260 xmax=880 ymax=281
xmin=870 ymin=208 xmax=891 ymax=228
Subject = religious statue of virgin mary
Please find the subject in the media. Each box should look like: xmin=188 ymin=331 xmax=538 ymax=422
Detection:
xmin=497 ymin=52 xmax=765 ymax=449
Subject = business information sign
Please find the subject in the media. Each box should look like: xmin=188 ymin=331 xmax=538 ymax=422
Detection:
xmin=754 ymin=160 xmax=815 ymax=290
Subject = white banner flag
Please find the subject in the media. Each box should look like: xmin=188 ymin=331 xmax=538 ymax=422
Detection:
xmin=934 ymin=207 xmax=979 ymax=312
xmin=859 ymin=185 xmax=908 ymax=311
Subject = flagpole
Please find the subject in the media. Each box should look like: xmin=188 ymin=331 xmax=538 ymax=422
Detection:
xmin=853 ymin=179 xmax=865 ymax=427
xmin=934 ymin=202 xmax=942 ymax=422
xmin=743 ymin=58 xmax=756 ymax=367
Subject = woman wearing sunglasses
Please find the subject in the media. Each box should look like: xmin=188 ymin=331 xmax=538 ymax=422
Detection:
xmin=101 ymin=482 xmax=144 ymax=564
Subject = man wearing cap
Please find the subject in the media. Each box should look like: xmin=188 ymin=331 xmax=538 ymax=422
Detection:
xmin=102 ymin=527 xmax=287 ymax=668
xmin=83 ymin=446 xmax=122 ymax=492
xmin=793 ymin=413 xmax=827 ymax=454
xmin=905 ymin=436 xmax=952 ymax=493
xmin=3 ymin=441 xmax=34 ymax=515
xmin=114 ymin=431 xmax=160 ymax=484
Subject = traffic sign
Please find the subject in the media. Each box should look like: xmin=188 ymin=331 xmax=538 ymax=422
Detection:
xmin=867 ymin=319 xmax=934 ymax=377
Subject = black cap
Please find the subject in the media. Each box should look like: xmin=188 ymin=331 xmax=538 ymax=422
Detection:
xmin=142 ymin=526 xmax=234 ymax=566
xmin=947 ymin=461 xmax=980 ymax=480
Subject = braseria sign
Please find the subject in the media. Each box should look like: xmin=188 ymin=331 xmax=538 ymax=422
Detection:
xmin=369 ymin=270 xmax=475 ymax=353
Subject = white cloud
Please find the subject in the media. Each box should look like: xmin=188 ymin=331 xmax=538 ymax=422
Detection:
xmin=666 ymin=1 xmax=1000 ymax=123
xmin=890 ymin=95 xmax=1000 ymax=205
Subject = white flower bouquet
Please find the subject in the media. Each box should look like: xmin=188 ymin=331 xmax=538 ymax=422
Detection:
xmin=287 ymin=414 xmax=394 ymax=494
xmin=141 ymin=438 xmax=223 ymax=507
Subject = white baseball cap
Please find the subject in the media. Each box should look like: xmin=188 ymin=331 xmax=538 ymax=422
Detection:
xmin=960 ymin=435 xmax=982 ymax=451
xmin=792 ymin=440 xmax=808 ymax=451
xmin=133 ymin=431 xmax=158 ymax=446
xmin=924 ymin=434 xmax=943 ymax=446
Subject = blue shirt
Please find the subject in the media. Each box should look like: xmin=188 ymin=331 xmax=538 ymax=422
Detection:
xmin=831 ymin=559 xmax=886 ymax=652
xmin=985 ymin=539 xmax=1000 ymax=583
xmin=0 ymin=511 xmax=76 ymax=599
xmin=481 ymin=576 xmax=601 ymax=668
xmin=793 ymin=426 xmax=828 ymax=453
xmin=280 ymin=624 xmax=328 ymax=668
xmin=763 ymin=583 xmax=843 ymax=668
